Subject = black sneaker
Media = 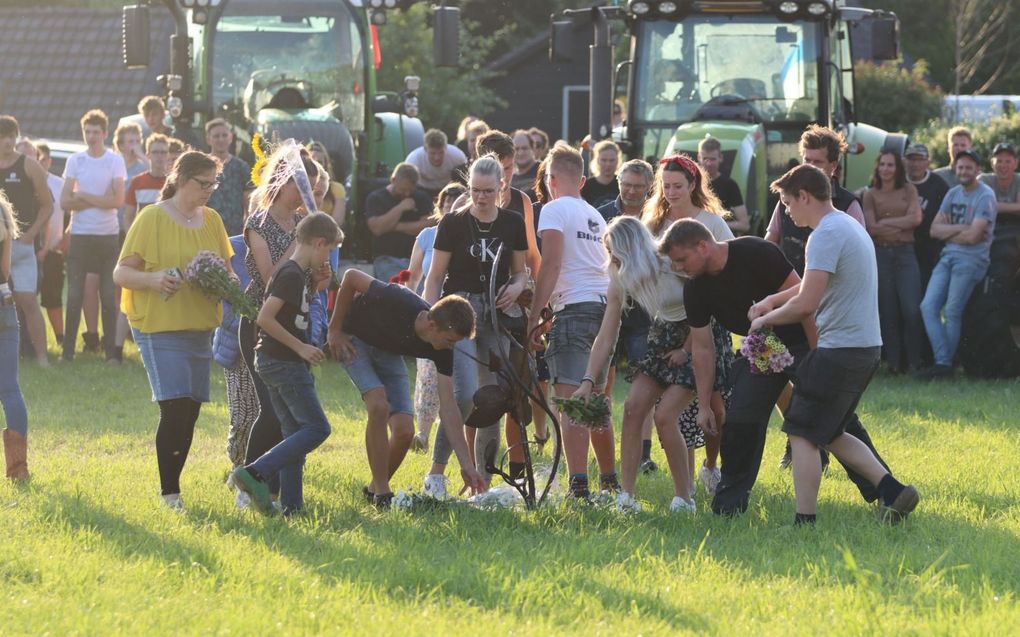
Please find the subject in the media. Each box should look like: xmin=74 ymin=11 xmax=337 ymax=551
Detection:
xmin=877 ymin=485 xmax=919 ymax=523
xmin=372 ymin=492 xmax=394 ymax=509
xmin=600 ymin=474 xmax=621 ymax=493
xmin=639 ymin=458 xmax=659 ymax=474
xmin=568 ymin=476 xmax=590 ymax=500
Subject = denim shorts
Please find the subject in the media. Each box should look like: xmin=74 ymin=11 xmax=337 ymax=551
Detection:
xmin=133 ymin=329 xmax=213 ymax=402
xmin=341 ymin=335 xmax=413 ymax=416
xmin=9 ymin=240 xmax=38 ymax=294
xmin=545 ymin=301 xmax=608 ymax=388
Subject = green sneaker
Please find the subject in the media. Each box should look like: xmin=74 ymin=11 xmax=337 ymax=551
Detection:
xmin=229 ymin=467 xmax=275 ymax=516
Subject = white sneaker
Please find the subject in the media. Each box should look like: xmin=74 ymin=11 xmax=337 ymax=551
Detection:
xmin=423 ymin=473 xmax=450 ymax=500
xmin=615 ymin=491 xmax=642 ymax=513
xmin=669 ymin=496 xmax=696 ymax=513
xmin=235 ymin=490 xmax=251 ymax=509
xmin=161 ymin=493 xmax=185 ymax=511
xmin=699 ymin=464 xmax=721 ymax=495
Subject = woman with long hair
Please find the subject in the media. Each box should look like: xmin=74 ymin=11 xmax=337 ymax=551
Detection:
xmin=407 ymin=182 xmax=466 ymax=453
xmin=574 ymin=216 xmax=702 ymax=511
xmin=233 ymin=142 xmax=320 ymax=506
xmin=0 ymin=191 xmax=29 ymax=480
xmin=307 ymin=141 xmax=346 ymax=229
xmin=863 ymin=150 xmax=924 ymax=373
xmin=642 ymin=154 xmax=735 ymax=497
xmin=113 ymin=151 xmax=231 ymax=508
xmin=422 ymin=155 xmax=529 ymax=497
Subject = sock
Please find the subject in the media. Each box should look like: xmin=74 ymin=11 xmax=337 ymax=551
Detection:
xmin=794 ymin=512 xmax=816 ymax=525
xmin=508 ymin=461 xmax=527 ymax=480
xmin=600 ymin=472 xmax=618 ymax=486
xmin=569 ymin=473 xmax=589 ymax=493
xmin=877 ymin=474 xmax=905 ymax=506
xmin=641 ymin=439 xmax=652 ymax=461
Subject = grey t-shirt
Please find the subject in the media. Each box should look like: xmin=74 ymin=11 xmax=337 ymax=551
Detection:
xmin=979 ymin=173 xmax=1020 ymax=224
xmin=804 ymin=211 xmax=882 ymax=349
xmin=938 ymin=182 xmax=997 ymax=262
xmin=933 ymin=165 xmax=958 ymax=189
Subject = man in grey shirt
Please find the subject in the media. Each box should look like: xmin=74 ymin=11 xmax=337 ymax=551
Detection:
xmin=748 ymin=164 xmax=919 ymax=525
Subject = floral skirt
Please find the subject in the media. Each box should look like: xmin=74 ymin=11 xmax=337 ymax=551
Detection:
xmin=676 ymin=320 xmax=736 ymax=449
xmin=628 ymin=319 xmax=693 ymax=387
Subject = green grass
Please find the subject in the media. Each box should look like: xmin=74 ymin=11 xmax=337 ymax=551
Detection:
xmin=2 ymin=342 xmax=1020 ymax=636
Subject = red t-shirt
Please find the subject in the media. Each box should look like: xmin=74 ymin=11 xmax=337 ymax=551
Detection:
xmin=126 ymin=172 xmax=166 ymax=209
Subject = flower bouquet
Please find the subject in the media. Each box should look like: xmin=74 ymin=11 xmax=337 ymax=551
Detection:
xmin=552 ymin=394 xmax=611 ymax=430
xmin=740 ymin=327 xmax=794 ymax=375
xmin=185 ymin=250 xmax=258 ymax=320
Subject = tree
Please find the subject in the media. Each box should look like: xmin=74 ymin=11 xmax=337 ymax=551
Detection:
xmin=854 ymin=59 xmax=943 ymax=133
xmin=950 ymin=0 xmax=1014 ymax=95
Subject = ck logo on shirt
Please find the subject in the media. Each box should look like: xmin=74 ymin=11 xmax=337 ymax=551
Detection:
xmin=469 ymin=237 xmax=501 ymax=262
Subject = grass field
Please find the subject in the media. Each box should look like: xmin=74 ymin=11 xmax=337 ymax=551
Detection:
xmin=2 ymin=343 xmax=1019 ymax=636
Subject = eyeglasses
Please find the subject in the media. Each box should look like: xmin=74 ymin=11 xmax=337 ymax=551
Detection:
xmin=191 ymin=177 xmax=219 ymax=191
xmin=470 ymin=188 xmax=497 ymax=197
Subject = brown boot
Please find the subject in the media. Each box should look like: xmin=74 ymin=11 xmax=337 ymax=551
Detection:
xmin=3 ymin=429 xmax=29 ymax=482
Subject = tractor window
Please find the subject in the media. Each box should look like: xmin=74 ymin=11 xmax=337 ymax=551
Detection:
xmin=212 ymin=6 xmax=365 ymax=131
xmin=634 ymin=16 xmax=822 ymax=126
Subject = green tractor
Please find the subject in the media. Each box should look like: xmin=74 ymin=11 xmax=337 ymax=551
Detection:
xmin=120 ymin=0 xmax=460 ymax=259
xmin=553 ymin=0 xmax=906 ymax=234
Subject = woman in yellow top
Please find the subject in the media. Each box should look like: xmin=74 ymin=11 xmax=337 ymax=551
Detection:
xmin=114 ymin=151 xmax=232 ymax=510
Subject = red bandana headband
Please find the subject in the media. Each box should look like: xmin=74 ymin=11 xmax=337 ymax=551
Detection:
xmin=659 ymin=153 xmax=701 ymax=189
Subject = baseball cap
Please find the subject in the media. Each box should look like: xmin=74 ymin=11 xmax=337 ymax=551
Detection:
xmin=904 ymin=143 xmax=929 ymax=158
xmin=954 ymin=149 xmax=982 ymax=165
xmin=992 ymin=142 xmax=1016 ymax=158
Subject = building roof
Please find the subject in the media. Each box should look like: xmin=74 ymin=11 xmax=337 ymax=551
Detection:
xmin=0 ymin=7 xmax=175 ymax=141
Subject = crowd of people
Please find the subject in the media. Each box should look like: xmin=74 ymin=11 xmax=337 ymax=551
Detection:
xmin=2 ymin=98 xmax=1017 ymax=527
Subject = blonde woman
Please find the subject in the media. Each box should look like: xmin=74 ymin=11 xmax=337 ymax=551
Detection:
xmin=0 ymin=191 xmax=29 ymax=480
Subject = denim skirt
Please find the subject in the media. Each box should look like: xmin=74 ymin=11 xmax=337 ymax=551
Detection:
xmin=133 ymin=328 xmax=213 ymax=402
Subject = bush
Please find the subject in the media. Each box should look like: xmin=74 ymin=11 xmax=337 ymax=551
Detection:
xmin=911 ymin=111 xmax=1020 ymax=170
xmin=854 ymin=59 xmax=943 ymax=134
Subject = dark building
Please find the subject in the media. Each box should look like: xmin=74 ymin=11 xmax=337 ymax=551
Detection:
xmin=483 ymin=27 xmax=594 ymax=144
xmin=0 ymin=7 xmax=174 ymax=141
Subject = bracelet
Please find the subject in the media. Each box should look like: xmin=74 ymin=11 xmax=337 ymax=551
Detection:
xmin=580 ymin=376 xmax=596 ymax=387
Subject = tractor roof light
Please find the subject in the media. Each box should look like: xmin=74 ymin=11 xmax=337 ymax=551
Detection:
xmin=629 ymin=1 xmax=652 ymax=15
xmin=806 ymin=2 xmax=830 ymax=17
xmin=659 ymin=1 xmax=680 ymax=15
xmin=368 ymin=0 xmax=386 ymax=8
xmin=778 ymin=1 xmax=799 ymax=14
xmin=766 ymin=0 xmax=833 ymax=20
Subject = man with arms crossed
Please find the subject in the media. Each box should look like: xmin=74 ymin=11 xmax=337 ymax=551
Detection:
xmin=745 ymin=165 xmax=918 ymax=523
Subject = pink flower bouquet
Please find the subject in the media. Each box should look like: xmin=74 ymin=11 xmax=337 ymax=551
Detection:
xmin=740 ymin=328 xmax=794 ymax=375
xmin=185 ymin=250 xmax=258 ymax=320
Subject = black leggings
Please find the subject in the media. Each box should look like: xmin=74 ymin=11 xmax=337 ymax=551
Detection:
xmin=156 ymin=397 xmax=202 ymax=496
xmin=238 ymin=316 xmax=282 ymax=492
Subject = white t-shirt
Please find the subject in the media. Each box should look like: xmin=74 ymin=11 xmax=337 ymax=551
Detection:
xmin=63 ymin=149 xmax=126 ymax=235
xmin=405 ymin=144 xmax=467 ymax=191
xmin=537 ymin=195 xmax=610 ymax=311
xmin=45 ymin=173 xmax=64 ymax=250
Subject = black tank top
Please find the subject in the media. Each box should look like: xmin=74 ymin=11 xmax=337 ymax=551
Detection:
xmin=506 ymin=187 xmax=526 ymax=217
xmin=778 ymin=179 xmax=858 ymax=275
xmin=0 ymin=155 xmax=38 ymax=234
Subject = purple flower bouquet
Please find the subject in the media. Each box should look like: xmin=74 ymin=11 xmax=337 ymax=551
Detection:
xmin=185 ymin=250 xmax=258 ymax=320
xmin=740 ymin=328 xmax=794 ymax=375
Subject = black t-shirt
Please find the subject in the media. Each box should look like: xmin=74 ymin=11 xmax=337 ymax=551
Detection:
xmin=433 ymin=207 xmax=528 ymax=295
xmin=913 ymin=172 xmax=950 ymax=242
xmin=343 ymin=280 xmax=455 ymax=376
xmin=581 ymin=177 xmax=620 ymax=209
xmin=711 ymin=174 xmax=744 ymax=212
xmin=256 ymin=260 xmax=310 ymax=362
xmin=684 ymin=237 xmax=807 ymax=345
xmin=364 ymin=186 xmax=432 ymax=259
xmin=511 ymin=163 xmax=538 ymax=194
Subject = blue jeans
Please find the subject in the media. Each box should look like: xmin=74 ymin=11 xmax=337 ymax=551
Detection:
xmin=373 ymin=255 xmax=410 ymax=284
xmin=875 ymin=244 xmax=925 ymax=371
xmin=251 ymin=353 xmax=332 ymax=513
xmin=920 ymin=252 xmax=988 ymax=367
xmin=0 ymin=306 xmax=28 ymax=436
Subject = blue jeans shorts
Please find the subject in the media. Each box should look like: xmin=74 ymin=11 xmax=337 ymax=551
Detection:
xmin=545 ymin=301 xmax=608 ymax=388
xmin=341 ymin=335 xmax=413 ymax=416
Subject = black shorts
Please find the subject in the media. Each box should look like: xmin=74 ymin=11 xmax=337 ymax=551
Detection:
xmin=40 ymin=250 xmax=65 ymax=309
xmin=782 ymin=347 xmax=880 ymax=446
